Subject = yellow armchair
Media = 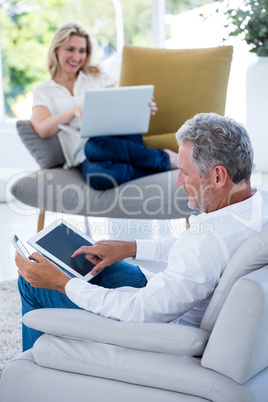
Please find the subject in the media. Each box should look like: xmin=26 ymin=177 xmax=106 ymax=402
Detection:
xmin=120 ymin=45 xmax=233 ymax=151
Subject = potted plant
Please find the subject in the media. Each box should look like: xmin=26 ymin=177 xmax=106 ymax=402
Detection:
xmin=223 ymin=0 xmax=268 ymax=172
xmin=223 ymin=0 xmax=268 ymax=56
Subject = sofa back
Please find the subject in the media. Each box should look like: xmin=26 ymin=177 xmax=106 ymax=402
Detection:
xmin=201 ymin=265 xmax=268 ymax=385
xmin=201 ymin=223 xmax=268 ymax=333
xmin=120 ymin=45 xmax=233 ymax=151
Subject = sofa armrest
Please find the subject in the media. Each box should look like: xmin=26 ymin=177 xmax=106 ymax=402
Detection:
xmin=23 ymin=308 xmax=209 ymax=357
xmin=201 ymin=266 xmax=268 ymax=384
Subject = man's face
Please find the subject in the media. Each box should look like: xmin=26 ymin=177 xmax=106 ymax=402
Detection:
xmin=176 ymin=141 xmax=214 ymax=213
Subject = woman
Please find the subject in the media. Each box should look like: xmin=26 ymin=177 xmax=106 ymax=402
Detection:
xmin=31 ymin=23 xmax=178 ymax=190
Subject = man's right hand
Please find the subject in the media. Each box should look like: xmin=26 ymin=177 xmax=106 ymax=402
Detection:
xmin=71 ymin=240 xmax=137 ymax=275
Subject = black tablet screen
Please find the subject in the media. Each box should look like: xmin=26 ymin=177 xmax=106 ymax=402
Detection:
xmin=36 ymin=223 xmax=95 ymax=276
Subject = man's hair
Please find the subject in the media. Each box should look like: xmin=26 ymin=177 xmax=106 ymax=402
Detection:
xmin=176 ymin=113 xmax=254 ymax=183
xmin=47 ymin=23 xmax=100 ymax=79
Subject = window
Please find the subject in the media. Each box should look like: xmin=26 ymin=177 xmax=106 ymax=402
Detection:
xmin=1 ymin=0 xmax=223 ymax=120
xmin=0 ymin=0 xmax=152 ymax=119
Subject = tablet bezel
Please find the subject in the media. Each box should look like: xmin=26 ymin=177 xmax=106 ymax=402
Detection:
xmin=28 ymin=218 xmax=96 ymax=281
xmin=11 ymin=234 xmax=31 ymax=259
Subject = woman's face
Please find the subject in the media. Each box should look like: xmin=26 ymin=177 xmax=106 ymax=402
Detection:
xmin=56 ymin=35 xmax=88 ymax=76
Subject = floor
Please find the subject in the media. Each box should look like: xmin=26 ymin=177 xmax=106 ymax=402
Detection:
xmin=0 ymin=199 xmax=186 ymax=283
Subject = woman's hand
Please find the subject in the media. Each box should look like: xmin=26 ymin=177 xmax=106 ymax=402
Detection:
xmin=15 ymin=252 xmax=71 ymax=294
xmin=72 ymin=106 xmax=83 ymax=120
xmin=31 ymin=105 xmax=84 ymax=138
xmin=72 ymin=240 xmax=137 ymax=275
xmin=150 ymin=97 xmax=158 ymax=115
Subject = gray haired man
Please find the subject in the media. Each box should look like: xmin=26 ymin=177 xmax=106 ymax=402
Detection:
xmin=16 ymin=113 xmax=268 ymax=351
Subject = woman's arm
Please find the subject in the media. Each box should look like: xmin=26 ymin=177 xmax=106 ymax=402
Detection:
xmin=31 ymin=105 xmax=83 ymax=139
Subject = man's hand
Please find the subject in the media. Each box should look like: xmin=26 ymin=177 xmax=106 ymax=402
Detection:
xmin=15 ymin=252 xmax=71 ymax=294
xmin=72 ymin=240 xmax=137 ymax=275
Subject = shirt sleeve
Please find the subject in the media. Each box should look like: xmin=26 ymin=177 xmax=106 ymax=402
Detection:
xmin=32 ymin=84 xmax=52 ymax=113
xmin=65 ymin=232 xmax=223 ymax=324
xmin=135 ymin=237 xmax=177 ymax=263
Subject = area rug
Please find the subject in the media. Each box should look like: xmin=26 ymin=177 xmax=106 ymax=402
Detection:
xmin=0 ymin=279 xmax=22 ymax=372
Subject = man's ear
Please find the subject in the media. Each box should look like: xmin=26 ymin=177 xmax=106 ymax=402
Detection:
xmin=213 ymin=165 xmax=228 ymax=188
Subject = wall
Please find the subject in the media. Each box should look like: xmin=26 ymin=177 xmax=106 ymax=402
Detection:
xmin=0 ymin=121 xmax=38 ymax=172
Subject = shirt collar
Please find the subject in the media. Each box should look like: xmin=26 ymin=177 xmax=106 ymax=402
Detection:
xmin=47 ymin=70 xmax=88 ymax=88
xmin=189 ymin=188 xmax=261 ymax=225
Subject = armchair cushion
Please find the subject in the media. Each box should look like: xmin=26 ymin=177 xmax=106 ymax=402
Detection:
xmin=23 ymin=308 xmax=209 ymax=357
xmin=16 ymin=120 xmax=65 ymax=169
xmin=31 ymin=334 xmax=253 ymax=402
xmin=120 ymin=45 xmax=233 ymax=151
xmin=201 ymin=267 xmax=268 ymax=384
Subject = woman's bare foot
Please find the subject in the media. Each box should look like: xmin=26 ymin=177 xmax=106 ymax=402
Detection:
xmin=164 ymin=149 xmax=178 ymax=170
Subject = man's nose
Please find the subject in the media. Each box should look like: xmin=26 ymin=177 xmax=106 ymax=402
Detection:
xmin=176 ymin=170 xmax=184 ymax=186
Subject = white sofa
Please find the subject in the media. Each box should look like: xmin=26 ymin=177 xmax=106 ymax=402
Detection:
xmin=1 ymin=224 xmax=268 ymax=401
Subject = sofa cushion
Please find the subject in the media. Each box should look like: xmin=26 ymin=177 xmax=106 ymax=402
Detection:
xmin=120 ymin=45 xmax=233 ymax=151
xmin=32 ymin=334 xmax=253 ymax=402
xmin=200 ymin=222 xmax=268 ymax=333
xmin=16 ymin=120 xmax=65 ymax=169
xmin=201 ymin=267 xmax=268 ymax=384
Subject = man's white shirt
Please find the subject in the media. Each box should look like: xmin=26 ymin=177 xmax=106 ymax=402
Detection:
xmin=65 ymin=189 xmax=268 ymax=327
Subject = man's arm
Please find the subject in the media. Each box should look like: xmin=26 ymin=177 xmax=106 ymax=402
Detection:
xmin=65 ymin=233 xmax=222 ymax=324
xmin=15 ymin=252 xmax=71 ymax=294
xmin=72 ymin=237 xmax=178 ymax=276
xmin=15 ymin=240 xmax=137 ymax=291
xmin=72 ymin=240 xmax=137 ymax=275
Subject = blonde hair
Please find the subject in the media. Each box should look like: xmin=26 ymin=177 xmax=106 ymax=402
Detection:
xmin=47 ymin=23 xmax=100 ymax=78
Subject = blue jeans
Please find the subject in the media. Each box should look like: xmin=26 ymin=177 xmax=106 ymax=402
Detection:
xmin=18 ymin=260 xmax=147 ymax=352
xmin=78 ymin=134 xmax=170 ymax=190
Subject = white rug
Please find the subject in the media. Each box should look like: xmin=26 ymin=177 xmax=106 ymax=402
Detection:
xmin=0 ymin=279 xmax=22 ymax=371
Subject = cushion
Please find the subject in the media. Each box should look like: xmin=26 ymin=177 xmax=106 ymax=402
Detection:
xmin=24 ymin=308 xmax=209 ymax=357
xmin=201 ymin=224 xmax=268 ymax=333
xmin=120 ymin=45 xmax=233 ymax=151
xmin=16 ymin=120 xmax=65 ymax=169
xmin=201 ymin=267 xmax=268 ymax=384
xmin=32 ymin=334 xmax=253 ymax=401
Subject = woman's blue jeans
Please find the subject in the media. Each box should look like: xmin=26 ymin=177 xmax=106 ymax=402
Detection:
xmin=78 ymin=134 xmax=170 ymax=190
xmin=18 ymin=260 xmax=147 ymax=351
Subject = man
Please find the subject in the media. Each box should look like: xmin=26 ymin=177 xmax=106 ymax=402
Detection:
xmin=16 ymin=112 xmax=268 ymax=351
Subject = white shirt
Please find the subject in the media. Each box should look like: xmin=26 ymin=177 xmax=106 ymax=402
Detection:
xmin=32 ymin=71 xmax=116 ymax=168
xmin=65 ymin=189 xmax=268 ymax=327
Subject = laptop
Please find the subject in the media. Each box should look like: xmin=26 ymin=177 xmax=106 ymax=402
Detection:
xmin=59 ymin=85 xmax=154 ymax=138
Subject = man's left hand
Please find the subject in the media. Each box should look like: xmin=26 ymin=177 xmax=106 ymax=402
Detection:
xmin=15 ymin=252 xmax=71 ymax=294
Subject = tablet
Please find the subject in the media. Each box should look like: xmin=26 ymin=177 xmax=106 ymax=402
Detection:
xmin=28 ymin=219 xmax=97 ymax=281
xmin=11 ymin=235 xmax=31 ymax=259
